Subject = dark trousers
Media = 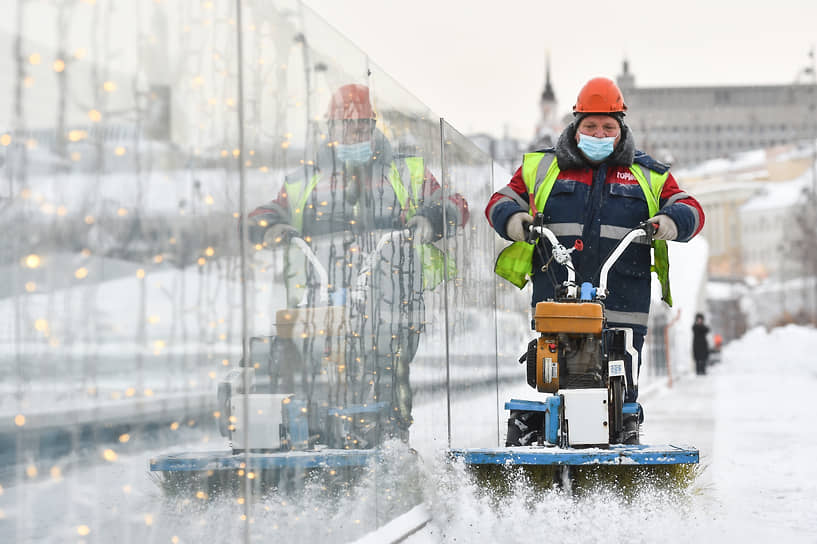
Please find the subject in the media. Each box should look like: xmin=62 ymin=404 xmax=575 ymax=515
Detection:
xmin=624 ymin=332 xmax=645 ymax=403
xmin=695 ymin=357 xmax=707 ymax=375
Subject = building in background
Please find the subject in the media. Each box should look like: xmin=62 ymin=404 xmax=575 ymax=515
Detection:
xmin=469 ymin=130 xmax=523 ymax=174
xmin=616 ymin=59 xmax=817 ymax=167
xmin=739 ymin=177 xmax=809 ymax=280
xmin=676 ymin=142 xmax=817 ymax=280
xmin=689 ymin=181 xmax=760 ymax=276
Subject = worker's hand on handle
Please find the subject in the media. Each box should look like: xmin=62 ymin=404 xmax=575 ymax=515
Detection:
xmin=407 ymin=215 xmax=435 ymax=244
xmin=506 ymin=212 xmax=534 ymax=242
xmin=263 ymin=223 xmax=300 ymax=245
xmin=646 ymin=215 xmax=678 ymax=241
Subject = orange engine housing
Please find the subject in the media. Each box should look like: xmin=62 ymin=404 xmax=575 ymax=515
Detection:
xmin=532 ymin=301 xmax=604 ymax=392
xmin=533 ymin=301 xmax=604 ymax=335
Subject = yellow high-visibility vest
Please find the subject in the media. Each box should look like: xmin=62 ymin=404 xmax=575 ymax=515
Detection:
xmin=494 ymin=152 xmax=673 ymax=306
xmin=285 ymin=157 xmax=455 ymax=290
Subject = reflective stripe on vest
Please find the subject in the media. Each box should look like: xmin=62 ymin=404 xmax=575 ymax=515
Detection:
xmin=287 ymin=158 xmax=454 ymax=291
xmin=494 ymin=154 xmax=673 ymax=306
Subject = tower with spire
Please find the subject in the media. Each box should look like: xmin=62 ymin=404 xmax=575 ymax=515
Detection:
xmin=540 ymin=52 xmax=556 ymax=121
xmin=616 ymin=58 xmax=635 ymax=91
xmin=530 ymin=50 xmax=559 ymax=151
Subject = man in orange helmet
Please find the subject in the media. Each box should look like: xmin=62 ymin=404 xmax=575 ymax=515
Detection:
xmin=486 ymin=77 xmax=704 ymax=442
xmin=247 ymin=83 xmax=470 ymax=446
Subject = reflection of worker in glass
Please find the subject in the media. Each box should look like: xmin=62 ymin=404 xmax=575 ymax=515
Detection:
xmin=248 ymin=84 xmax=469 ymax=446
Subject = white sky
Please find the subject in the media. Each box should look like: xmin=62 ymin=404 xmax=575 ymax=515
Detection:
xmin=302 ymin=0 xmax=817 ymax=142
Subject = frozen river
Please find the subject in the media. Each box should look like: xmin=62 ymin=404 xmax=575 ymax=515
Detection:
xmin=3 ymin=325 xmax=816 ymax=543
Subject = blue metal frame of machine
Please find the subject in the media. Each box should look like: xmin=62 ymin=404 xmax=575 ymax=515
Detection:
xmin=449 ymin=444 xmax=699 ymax=466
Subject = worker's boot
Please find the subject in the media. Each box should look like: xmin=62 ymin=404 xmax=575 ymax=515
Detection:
xmin=506 ymin=411 xmax=544 ymax=446
xmin=622 ymin=415 xmax=640 ymax=445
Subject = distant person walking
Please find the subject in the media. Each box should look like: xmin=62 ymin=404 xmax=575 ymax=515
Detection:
xmin=692 ymin=313 xmax=710 ymax=375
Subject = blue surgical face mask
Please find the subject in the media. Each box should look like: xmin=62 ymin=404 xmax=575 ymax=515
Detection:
xmin=577 ymin=133 xmax=616 ymax=162
xmin=336 ymin=141 xmax=372 ymax=164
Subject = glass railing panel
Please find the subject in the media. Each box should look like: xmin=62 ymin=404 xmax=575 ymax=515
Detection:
xmin=237 ymin=2 xmax=435 ymax=540
xmin=490 ymin=163 xmax=538 ymax=448
xmin=367 ymin=62 xmax=449 ymax=461
xmin=0 ymin=1 xmax=242 ymax=541
xmin=0 ymin=0 xmax=533 ymax=541
xmin=439 ymin=120 xmax=502 ymax=448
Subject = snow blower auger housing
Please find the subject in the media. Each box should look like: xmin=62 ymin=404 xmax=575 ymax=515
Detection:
xmin=449 ymin=217 xmax=699 ymax=490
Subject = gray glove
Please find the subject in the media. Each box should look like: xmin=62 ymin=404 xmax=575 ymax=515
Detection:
xmin=647 ymin=215 xmax=678 ymax=241
xmin=262 ymin=223 xmax=299 ymax=245
xmin=407 ymin=215 xmax=435 ymax=244
xmin=506 ymin=212 xmax=533 ymax=242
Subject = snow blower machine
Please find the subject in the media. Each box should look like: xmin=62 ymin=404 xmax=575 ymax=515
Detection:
xmin=150 ymin=231 xmax=421 ymax=498
xmin=449 ymin=217 xmax=699 ymax=493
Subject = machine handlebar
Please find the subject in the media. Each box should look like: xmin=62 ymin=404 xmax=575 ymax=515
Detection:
xmin=596 ymin=222 xmax=654 ymax=300
xmin=287 ymin=230 xmax=412 ymax=307
xmin=527 ymin=217 xmax=655 ymax=301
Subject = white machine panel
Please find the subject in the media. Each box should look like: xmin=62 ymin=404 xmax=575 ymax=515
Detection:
xmin=561 ymin=388 xmax=608 ymax=446
xmin=230 ymin=394 xmax=290 ymax=450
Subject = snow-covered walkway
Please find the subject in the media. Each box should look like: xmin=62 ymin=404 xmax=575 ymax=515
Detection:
xmin=407 ymin=325 xmax=817 ymax=543
xmin=4 ymin=326 xmax=817 ymax=543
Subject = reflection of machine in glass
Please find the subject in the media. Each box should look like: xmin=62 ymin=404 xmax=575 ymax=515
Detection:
xmin=450 ymin=217 xmax=699 ymax=490
xmin=151 ymin=229 xmax=423 ymax=496
xmin=217 ymin=229 xmax=418 ymax=452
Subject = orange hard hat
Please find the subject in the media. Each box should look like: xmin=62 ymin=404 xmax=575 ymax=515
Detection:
xmin=573 ymin=77 xmax=628 ymax=114
xmin=326 ymin=84 xmax=375 ymax=120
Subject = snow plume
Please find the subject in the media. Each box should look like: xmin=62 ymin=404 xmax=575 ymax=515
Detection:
xmin=416 ymin=456 xmax=704 ymax=544
xmin=150 ymin=438 xmax=423 ymax=543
